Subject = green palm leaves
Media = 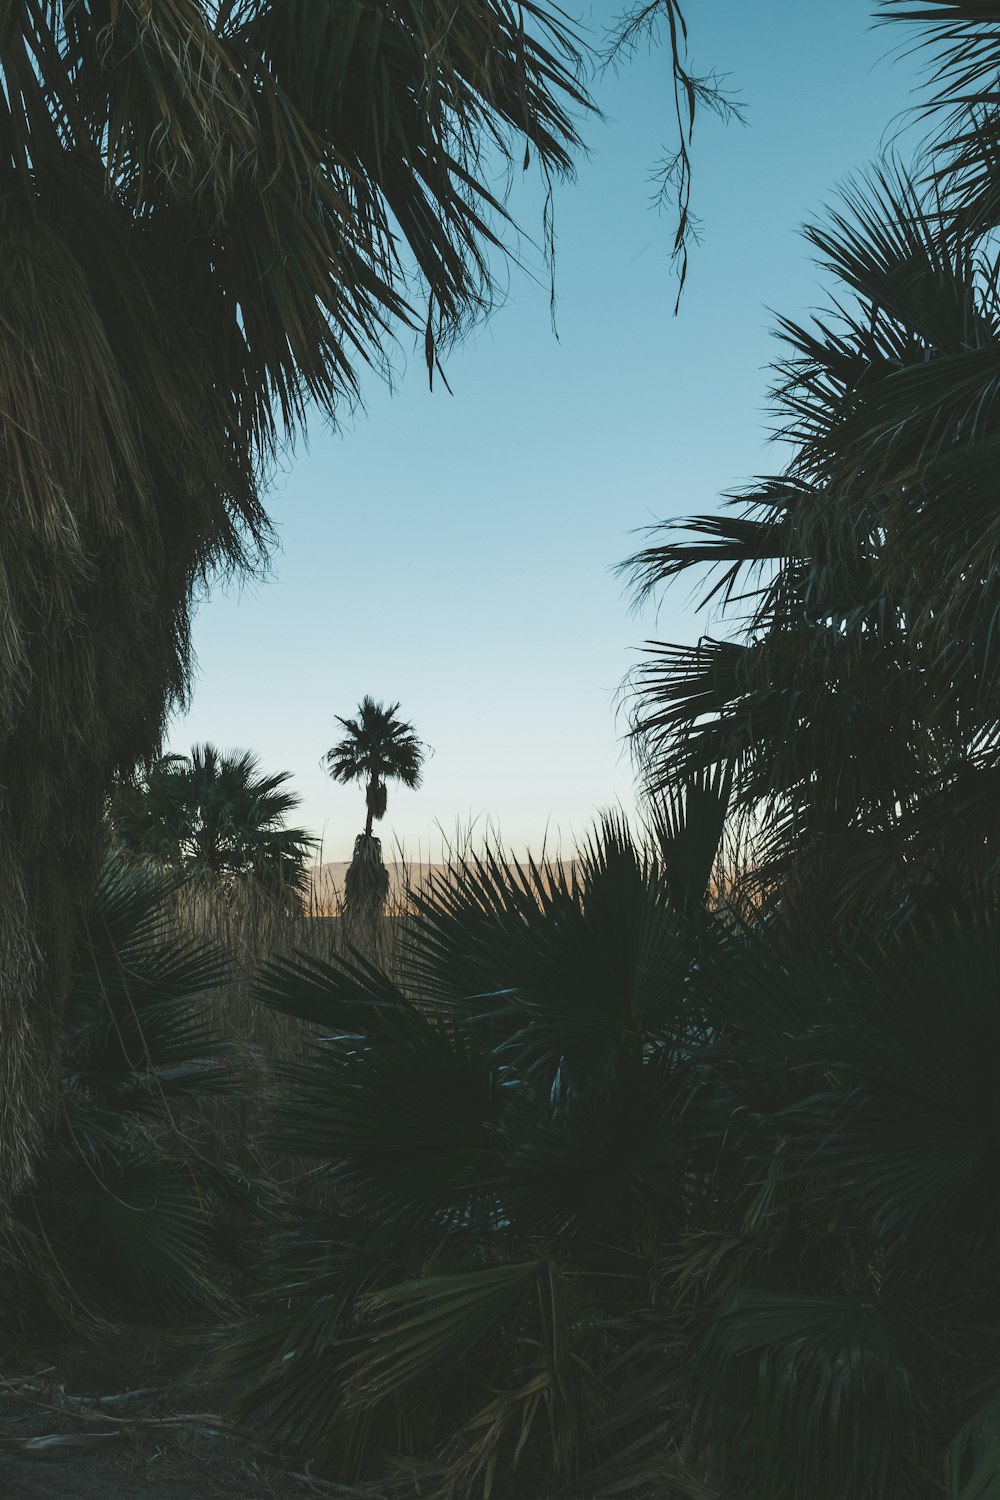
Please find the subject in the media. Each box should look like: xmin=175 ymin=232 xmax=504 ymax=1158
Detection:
xmin=115 ymin=743 xmax=315 ymax=900
xmin=2 ymin=860 xmax=258 ymax=1327
xmin=228 ymin=808 xmax=720 ymax=1488
xmin=695 ymin=1289 xmax=937 ymax=1500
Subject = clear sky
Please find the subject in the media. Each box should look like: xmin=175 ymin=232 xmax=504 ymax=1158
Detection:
xmin=174 ymin=1 xmax=926 ymax=865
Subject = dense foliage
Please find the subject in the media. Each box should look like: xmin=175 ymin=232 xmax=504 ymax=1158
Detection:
xmin=226 ymin=793 xmax=724 ymax=1493
xmin=214 ymin=798 xmax=1000 ymax=1500
xmin=624 ymin=0 xmax=1000 ymax=919
xmin=20 ymin=804 xmax=1000 ymax=1497
xmin=12 ymin=4 xmax=1000 ymax=1498
xmin=0 ymin=861 xmax=263 ymax=1331
xmin=115 ymin=744 xmax=315 ymax=903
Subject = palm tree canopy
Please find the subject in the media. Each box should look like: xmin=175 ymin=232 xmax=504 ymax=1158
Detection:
xmin=115 ymin=744 xmax=315 ymax=896
xmin=0 ymin=1 xmax=590 ymax=422
xmin=617 ymin=3 xmax=1000 ymax=918
xmin=622 ymin=149 xmax=1000 ymax=915
xmin=617 ymin=2 xmax=1000 ymax=912
xmin=324 ymin=698 xmax=425 ymax=829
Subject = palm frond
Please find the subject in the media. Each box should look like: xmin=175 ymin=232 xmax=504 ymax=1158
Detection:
xmin=68 ymin=859 xmax=236 ymax=1108
xmin=404 ymin=817 xmax=696 ymax=1077
xmin=692 ymin=1287 xmax=937 ymax=1500
xmin=265 ymin=1011 xmax=501 ymax=1226
xmin=788 ymin=917 xmax=1000 ymax=1259
xmin=945 ymin=1389 xmax=1000 ymax=1500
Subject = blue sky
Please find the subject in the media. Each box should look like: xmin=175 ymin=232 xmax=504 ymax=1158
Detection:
xmin=176 ymin=1 xmax=926 ymax=863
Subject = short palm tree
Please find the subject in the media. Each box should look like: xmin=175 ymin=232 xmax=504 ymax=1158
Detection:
xmin=116 ymin=745 xmax=315 ymax=903
xmin=0 ymin=2 xmax=588 ymax=1196
xmin=323 ymin=699 xmax=425 ymax=924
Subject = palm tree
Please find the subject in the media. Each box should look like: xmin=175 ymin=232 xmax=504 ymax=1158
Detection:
xmin=622 ymin=142 xmax=1000 ymax=918
xmin=0 ymin=4 xmax=589 ymax=1193
xmin=323 ymin=699 xmax=425 ymax=925
xmin=619 ymin=2 xmax=1000 ymax=924
xmin=324 ymin=699 xmax=425 ymax=841
xmin=116 ymin=745 xmax=315 ymax=903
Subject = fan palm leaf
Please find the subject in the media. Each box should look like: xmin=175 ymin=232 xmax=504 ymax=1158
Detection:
xmin=945 ymin=1391 xmax=1000 ymax=1500
xmin=2 ymin=858 xmax=266 ymax=1326
xmin=691 ymin=1287 xmax=938 ymax=1500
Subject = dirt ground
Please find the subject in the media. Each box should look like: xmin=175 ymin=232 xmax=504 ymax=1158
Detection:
xmin=0 ymin=1336 xmax=322 ymax=1500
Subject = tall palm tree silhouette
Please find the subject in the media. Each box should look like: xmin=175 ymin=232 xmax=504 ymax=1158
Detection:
xmin=324 ymin=699 xmax=425 ymax=923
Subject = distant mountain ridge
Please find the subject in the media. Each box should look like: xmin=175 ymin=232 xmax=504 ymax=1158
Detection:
xmin=307 ymin=860 xmax=444 ymax=915
xmin=306 ymin=857 xmax=577 ymax=916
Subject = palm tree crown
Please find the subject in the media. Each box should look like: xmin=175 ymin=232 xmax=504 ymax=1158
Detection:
xmin=116 ymin=744 xmax=315 ymax=900
xmin=324 ymin=699 xmax=425 ymax=838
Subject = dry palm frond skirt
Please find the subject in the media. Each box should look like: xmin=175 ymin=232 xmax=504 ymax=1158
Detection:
xmin=0 ymin=177 xmax=263 ymax=1193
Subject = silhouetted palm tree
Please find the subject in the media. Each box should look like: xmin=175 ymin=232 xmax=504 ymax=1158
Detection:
xmin=323 ymin=699 xmax=424 ymax=924
xmin=622 ymin=1 xmax=1000 ymax=919
xmin=324 ymin=699 xmax=425 ymax=839
xmin=116 ymin=745 xmax=314 ymax=903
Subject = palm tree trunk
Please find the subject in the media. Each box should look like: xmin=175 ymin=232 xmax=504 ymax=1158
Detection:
xmin=0 ymin=508 xmax=197 ymax=1198
xmin=0 ymin=766 xmax=104 ymax=1196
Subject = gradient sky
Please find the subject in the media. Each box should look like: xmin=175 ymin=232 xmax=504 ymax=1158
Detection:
xmin=175 ymin=1 xmax=926 ymax=864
